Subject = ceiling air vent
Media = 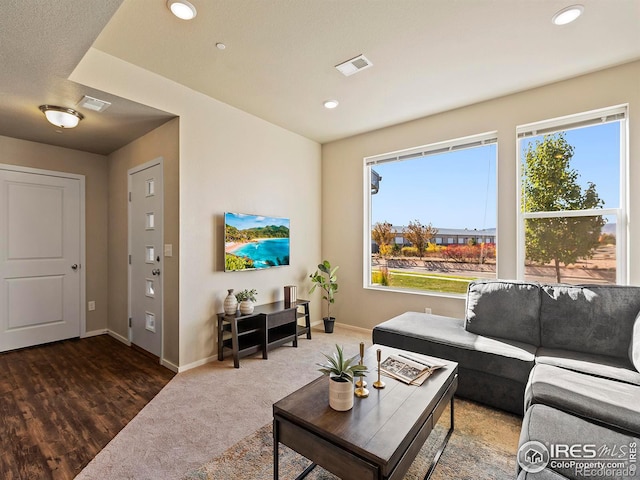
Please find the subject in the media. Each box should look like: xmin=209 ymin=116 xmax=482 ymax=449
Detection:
xmin=335 ymin=54 xmax=373 ymax=77
xmin=77 ymin=95 xmax=112 ymax=113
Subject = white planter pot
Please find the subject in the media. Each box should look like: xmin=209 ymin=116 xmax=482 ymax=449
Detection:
xmin=329 ymin=376 xmax=354 ymax=411
xmin=239 ymin=299 xmax=254 ymax=315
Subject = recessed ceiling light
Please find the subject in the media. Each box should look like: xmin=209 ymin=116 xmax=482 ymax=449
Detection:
xmin=323 ymin=100 xmax=339 ymax=109
xmin=167 ymin=0 xmax=197 ymax=20
xmin=216 ymin=42 xmax=226 ymax=50
xmin=38 ymin=105 xmax=84 ymax=129
xmin=552 ymin=4 xmax=584 ymax=25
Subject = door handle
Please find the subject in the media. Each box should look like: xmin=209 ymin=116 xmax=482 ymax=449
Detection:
xmin=152 ymin=269 xmax=161 ymax=276
xmin=71 ymin=264 xmax=78 ymax=271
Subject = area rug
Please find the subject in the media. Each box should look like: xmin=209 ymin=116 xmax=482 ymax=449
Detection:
xmin=184 ymin=398 xmax=521 ymax=480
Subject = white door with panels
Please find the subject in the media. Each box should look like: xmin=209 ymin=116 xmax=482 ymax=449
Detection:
xmin=129 ymin=160 xmax=163 ymax=358
xmin=0 ymin=167 xmax=83 ymax=352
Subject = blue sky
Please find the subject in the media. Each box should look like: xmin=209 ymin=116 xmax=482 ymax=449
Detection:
xmin=226 ymin=212 xmax=289 ymax=230
xmin=522 ymin=121 xmax=620 ymax=209
xmin=372 ymin=144 xmax=497 ymax=229
xmin=372 ymin=122 xmax=620 ymax=229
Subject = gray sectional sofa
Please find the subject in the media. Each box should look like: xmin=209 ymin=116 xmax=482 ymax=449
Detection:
xmin=372 ymin=280 xmax=640 ymax=480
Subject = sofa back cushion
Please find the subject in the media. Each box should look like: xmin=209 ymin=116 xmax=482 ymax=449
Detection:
xmin=465 ymin=280 xmax=541 ymax=345
xmin=540 ymin=284 xmax=640 ymax=359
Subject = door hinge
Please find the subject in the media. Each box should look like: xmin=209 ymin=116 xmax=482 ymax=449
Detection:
xmin=129 ymin=317 xmax=132 ymax=328
xmin=129 ymin=254 xmax=131 ymax=265
xmin=128 ymin=192 xmax=131 ymax=202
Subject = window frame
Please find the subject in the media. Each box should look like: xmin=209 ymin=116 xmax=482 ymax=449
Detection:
xmin=363 ymin=131 xmax=498 ymax=296
xmin=515 ymin=105 xmax=628 ymax=284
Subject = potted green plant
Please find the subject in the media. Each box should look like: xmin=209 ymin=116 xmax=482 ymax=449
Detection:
xmin=309 ymin=260 xmax=338 ymax=333
xmin=235 ymin=288 xmax=257 ymax=314
xmin=317 ymin=344 xmax=368 ymax=411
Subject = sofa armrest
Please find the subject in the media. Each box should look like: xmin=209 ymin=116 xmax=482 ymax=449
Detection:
xmin=630 ymin=310 xmax=640 ymax=372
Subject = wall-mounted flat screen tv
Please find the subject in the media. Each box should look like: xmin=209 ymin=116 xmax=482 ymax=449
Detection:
xmin=224 ymin=212 xmax=290 ymax=271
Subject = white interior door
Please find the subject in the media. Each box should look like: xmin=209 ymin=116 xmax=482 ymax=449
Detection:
xmin=0 ymin=167 xmax=83 ymax=352
xmin=129 ymin=160 xmax=163 ymax=358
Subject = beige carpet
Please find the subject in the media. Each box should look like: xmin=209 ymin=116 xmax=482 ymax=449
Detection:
xmin=76 ymin=325 xmax=522 ymax=479
xmin=76 ymin=325 xmax=373 ymax=479
xmin=184 ymin=398 xmax=521 ymax=480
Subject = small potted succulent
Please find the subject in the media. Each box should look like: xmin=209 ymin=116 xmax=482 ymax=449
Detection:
xmin=317 ymin=344 xmax=368 ymax=411
xmin=235 ymin=288 xmax=257 ymax=314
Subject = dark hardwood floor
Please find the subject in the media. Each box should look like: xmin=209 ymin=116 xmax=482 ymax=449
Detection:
xmin=0 ymin=335 xmax=175 ymax=480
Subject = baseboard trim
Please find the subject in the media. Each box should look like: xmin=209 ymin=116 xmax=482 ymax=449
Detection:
xmin=107 ymin=329 xmax=131 ymax=346
xmin=177 ymin=354 xmax=218 ymax=373
xmin=82 ymin=328 xmax=107 ymax=338
xmin=334 ymin=322 xmax=373 ymax=336
xmin=161 ymin=358 xmax=179 ymax=373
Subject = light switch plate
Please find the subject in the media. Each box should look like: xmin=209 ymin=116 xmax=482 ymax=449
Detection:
xmin=164 ymin=244 xmax=172 ymax=257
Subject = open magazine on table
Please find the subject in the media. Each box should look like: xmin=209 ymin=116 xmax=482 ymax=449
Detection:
xmin=380 ymin=353 xmax=445 ymax=386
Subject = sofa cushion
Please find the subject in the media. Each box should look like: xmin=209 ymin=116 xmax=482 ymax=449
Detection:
xmin=540 ymin=284 xmax=640 ymax=359
xmin=519 ymin=403 xmax=639 ymax=480
xmin=373 ymin=311 xmax=536 ymax=384
xmin=631 ymin=311 xmax=640 ymax=372
xmin=536 ymin=347 xmax=640 ymax=386
xmin=465 ymin=280 xmax=541 ymax=345
xmin=525 ymin=364 xmax=640 ymax=435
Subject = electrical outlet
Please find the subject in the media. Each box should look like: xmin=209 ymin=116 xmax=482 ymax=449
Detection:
xmin=88 ymin=301 xmax=96 ymax=311
xmin=424 ymin=307 xmax=432 ymax=314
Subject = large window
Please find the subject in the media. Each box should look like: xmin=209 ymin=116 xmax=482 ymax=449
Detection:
xmin=364 ymin=132 xmax=497 ymax=295
xmin=517 ymin=105 xmax=627 ymax=285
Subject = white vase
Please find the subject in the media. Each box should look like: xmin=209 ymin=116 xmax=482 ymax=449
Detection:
xmin=223 ymin=289 xmax=238 ymax=315
xmin=239 ymin=299 xmax=254 ymax=315
xmin=329 ymin=376 xmax=354 ymax=411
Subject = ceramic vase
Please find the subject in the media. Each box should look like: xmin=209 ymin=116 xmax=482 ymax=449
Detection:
xmin=329 ymin=376 xmax=354 ymax=411
xmin=239 ymin=299 xmax=254 ymax=315
xmin=224 ymin=289 xmax=238 ymax=315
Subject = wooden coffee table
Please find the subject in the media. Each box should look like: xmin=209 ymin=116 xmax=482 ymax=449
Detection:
xmin=273 ymin=345 xmax=458 ymax=480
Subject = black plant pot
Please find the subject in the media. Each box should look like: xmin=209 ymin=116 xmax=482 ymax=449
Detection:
xmin=323 ymin=317 xmax=335 ymax=333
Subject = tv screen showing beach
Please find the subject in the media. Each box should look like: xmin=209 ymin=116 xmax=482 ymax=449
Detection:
xmin=224 ymin=212 xmax=290 ymax=271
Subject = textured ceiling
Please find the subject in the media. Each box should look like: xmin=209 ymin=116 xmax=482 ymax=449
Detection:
xmin=1 ymin=1 xmax=639 ymax=154
xmin=0 ymin=0 xmax=174 ymax=155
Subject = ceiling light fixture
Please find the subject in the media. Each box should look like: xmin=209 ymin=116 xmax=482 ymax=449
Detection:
xmin=323 ymin=100 xmax=339 ymax=109
xmin=552 ymin=4 xmax=584 ymax=25
xmin=167 ymin=0 xmax=197 ymax=20
xmin=38 ymin=105 xmax=84 ymax=129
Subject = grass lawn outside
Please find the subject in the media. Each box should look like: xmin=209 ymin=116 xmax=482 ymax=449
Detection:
xmin=373 ymin=269 xmax=475 ymax=294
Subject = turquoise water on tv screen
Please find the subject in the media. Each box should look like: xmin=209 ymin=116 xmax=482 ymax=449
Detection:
xmin=232 ymin=238 xmax=290 ymax=268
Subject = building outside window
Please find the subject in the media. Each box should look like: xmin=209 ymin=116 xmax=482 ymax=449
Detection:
xmin=517 ymin=105 xmax=627 ymax=285
xmin=365 ymin=132 xmax=497 ymax=295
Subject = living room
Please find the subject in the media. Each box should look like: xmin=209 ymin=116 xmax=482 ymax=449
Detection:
xmin=1 ymin=1 xmax=639 ymax=479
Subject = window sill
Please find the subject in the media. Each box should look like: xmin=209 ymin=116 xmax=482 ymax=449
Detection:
xmin=365 ymin=284 xmax=466 ymax=300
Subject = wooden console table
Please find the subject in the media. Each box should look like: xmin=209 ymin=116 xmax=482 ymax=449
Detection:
xmin=217 ymin=299 xmax=311 ymax=368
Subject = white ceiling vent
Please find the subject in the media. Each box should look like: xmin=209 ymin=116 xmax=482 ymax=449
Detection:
xmin=77 ymin=95 xmax=112 ymax=113
xmin=335 ymin=54 xmax=373 ymax=77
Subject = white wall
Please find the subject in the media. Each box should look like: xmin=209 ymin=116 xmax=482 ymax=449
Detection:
xmin=321 ymin=60 xmax=640 ymax=329
xmin=72 ymin=48 xmax=322 ymax=368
